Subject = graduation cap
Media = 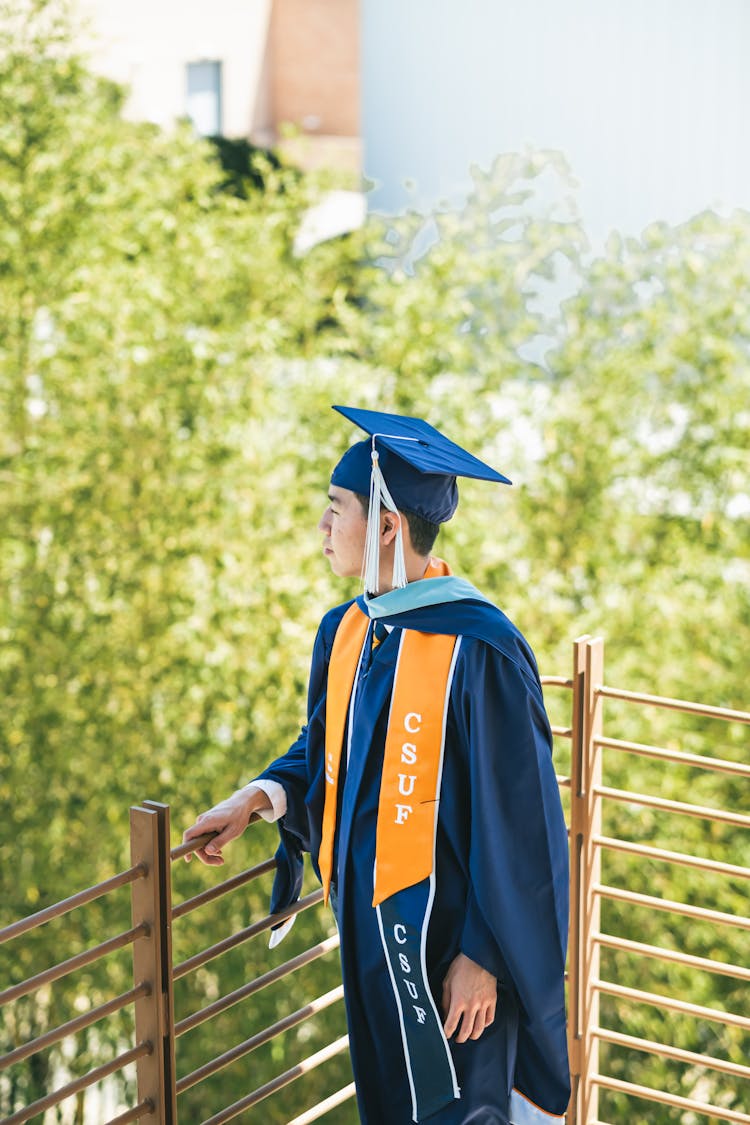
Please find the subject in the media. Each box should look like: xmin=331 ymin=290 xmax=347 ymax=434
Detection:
xmin=330 ymin=405 xmax=511 ymax=593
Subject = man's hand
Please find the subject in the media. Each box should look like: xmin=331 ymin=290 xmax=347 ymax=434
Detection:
xmin=441 ymin=953 xmax=497 ymax=1043
xmin=182 ymin=787 xmax=272 ymax=865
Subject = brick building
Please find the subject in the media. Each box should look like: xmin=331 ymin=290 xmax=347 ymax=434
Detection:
xmin=75 ymin=0 xmax=361 ymax=175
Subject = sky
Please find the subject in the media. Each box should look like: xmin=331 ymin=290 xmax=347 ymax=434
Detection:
xmin=362 ymin=0 xmax=750 ymax=241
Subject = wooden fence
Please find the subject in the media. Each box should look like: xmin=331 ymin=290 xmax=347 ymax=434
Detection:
xmin=2 ymin=636 xmax=748 ymax=1123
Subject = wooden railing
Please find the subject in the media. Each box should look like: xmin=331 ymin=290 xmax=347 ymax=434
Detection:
xmin=563 ymin=637 xmax=750 ymax=1125
xmin=2 ymin=636 xmax=748 ymax=1124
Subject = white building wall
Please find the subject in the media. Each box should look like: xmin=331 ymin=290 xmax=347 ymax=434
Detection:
xmin=74 ymin=0 xmax=273 ymax=137
xmin=361 ymin=0 xmax=750 ymax=237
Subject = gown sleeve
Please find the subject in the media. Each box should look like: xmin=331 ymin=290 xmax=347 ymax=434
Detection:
xmin=255 ymin=607 xmax=340 ymax=917
xmin=455 ymin=640 xmax=571 ymax=1116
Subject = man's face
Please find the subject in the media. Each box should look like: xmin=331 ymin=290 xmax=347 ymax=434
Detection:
xmin=318 ymin=485 xmax=367 ymax=579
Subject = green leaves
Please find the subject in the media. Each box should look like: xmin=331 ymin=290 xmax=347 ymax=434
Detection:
xmin=1 ymin=1 xmax=748 ymax=1119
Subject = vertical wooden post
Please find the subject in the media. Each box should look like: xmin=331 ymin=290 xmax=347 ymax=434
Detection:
xmin=142 ymin=801 xmax=178 ymax=1123
xmin=130 ymin=804 xmax=177 ymax=1123
xmin=567 ymin=637 xmax=604 ymax=1125
xmin=566 ymin=637 xmax=586 ymax=1125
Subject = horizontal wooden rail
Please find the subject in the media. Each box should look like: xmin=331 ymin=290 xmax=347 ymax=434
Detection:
xmin=542 ymin=677 xmax=573 ymax=688
xmin=0 ymin=864 xmax=146 ymax=945
xmin=594 ymin=883 xmax=750 ymax=930
xmin=4 ymin=1041 xmax=153 ymax=1125
xmin=1 ymin=982 xmax=150 ymax=1069
xmin=593 ymin=1025 xmax=750 ymax=1081
xmin=593 ymin=834 xmax=750 ymax=879
xmin=106 ymin=1099 xmax=155 ymax=1125
xmin=286 ymin=1082 xmax=358 ymax=1124
xmin=172 ymin=857 xmax=276 ymax=920
xmin=0 ymin=923 xmax=149 ymax=1005
xmin=170 ymin=831 xmax=216 ymax=862
xmin=590 ymin=1072 xmax=750 ymax=1123
xmin=176 ymin=934 xmax=340 ymax=1037
xmin=177 ymin=985 xmax=344 ymax=1095
xmin=593 ymin=931 xmax=749 ymax=981
xmin=596 ymin=684 xmax=750 ymax=724
xmin=593 ymin=784 xmax=750 ymax=829
xmin=593 ymin=979 xmax=750 ymax=1030
xmin=200 ymin=1035 xmax=350 ymax=1125
xmin=595 ymin=734 xmax=750 ymax=777
xmin=173 ymin=889 xmax=324 ymax=981
xmin=106 ymin=1100 xmax=155 ymax=1125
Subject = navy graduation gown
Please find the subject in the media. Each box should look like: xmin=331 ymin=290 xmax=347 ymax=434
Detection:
xmin=259 ymin=596 xmax=570 ymax=1124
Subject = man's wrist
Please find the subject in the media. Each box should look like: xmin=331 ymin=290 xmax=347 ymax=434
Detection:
xmin=232 ymin=785 xmax=269 ymax=825
xmin=240 ymin=779 xmax=287 ymax=822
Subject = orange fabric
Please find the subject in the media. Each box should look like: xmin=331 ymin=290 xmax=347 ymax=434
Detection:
xmin=320 ymin=573 xmax=459 ymax=906
xmin=424 ymin=556 xmax=452 ymax=578
xmin=319 ymin=603 xmax=370 ymax=902
xmin=373 ymin=629 xmax=457 ymax=905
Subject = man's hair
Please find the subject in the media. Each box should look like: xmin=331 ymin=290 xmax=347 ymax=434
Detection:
xmin=355 ymin=494 xmax=440 ymax=557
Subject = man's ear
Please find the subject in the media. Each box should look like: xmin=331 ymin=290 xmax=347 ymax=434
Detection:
xmin=381 ymin=510 xmax=402 ymax=546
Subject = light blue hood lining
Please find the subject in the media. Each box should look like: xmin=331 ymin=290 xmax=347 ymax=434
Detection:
xmin=363 ymin=576 xmax=491 ymax=619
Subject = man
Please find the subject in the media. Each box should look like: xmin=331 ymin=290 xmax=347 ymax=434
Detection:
xmin=183 ymin=406 xmax=570 ymax=1124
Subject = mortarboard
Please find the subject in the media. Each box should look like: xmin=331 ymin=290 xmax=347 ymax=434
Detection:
xmin=330 ymin=405 xmax=511 ymax=593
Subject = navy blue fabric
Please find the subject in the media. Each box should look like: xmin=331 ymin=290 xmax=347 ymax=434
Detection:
xmin=261 ymin=595 xmax=570 ymax=1123
xmin=331 ymin=438 xmax=460 ymax=524
xmin=378 ymin=886 xmax=459 ymax=1119
xmin=332 ymin=406 xmax=512 ymax=483
xmin=330 ymin=406 xmax=511 ymax=524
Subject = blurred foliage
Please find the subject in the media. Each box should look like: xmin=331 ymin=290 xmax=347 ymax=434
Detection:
xmin=1 ymin=0 xmax=748 ymax=1121
xmin=206 ymin=135 xmax=286 ymax=198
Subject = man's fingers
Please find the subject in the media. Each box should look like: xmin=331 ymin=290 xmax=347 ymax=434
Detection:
xmin=182 ymin=818 xmax=225 ymax=865
xmin=204 ymin=820 xmax=245 ymax=853
xmin=443 ymin=1005 xmax=460 ymax=1040
xmin=442 ymin=982 xmax=458 ymax=1039
xmin=182 ymin=817 xmax=246 ymax=864
xmin=182 ymin=790 xmax=266 ymax=866
xmin=459 ymin=1008 xmax=487 ymax=1043
xmin=444 ymin=998 xmax=497 ymax=1043
xmin=194 ymin=846 xmax=225 ymax=866
xmin=182 ymin=813 xmax=236 ymax=863
xmin=467 ymin=1004 xmax=491 ymax=1042
xmin=441 ymin=953 xmax=497 ymax=1042
xmin=184 ymin=811 xmax=225 ymax=840
xmin=183 ymin=840 xmax=223 ymax=866
xmin=454 ymin=1007 xmax=476 ymax=1044
xmin=443 ymin=997 xmax=479 ymax=1042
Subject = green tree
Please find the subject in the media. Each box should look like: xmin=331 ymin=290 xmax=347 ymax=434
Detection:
xmin=0 ymin=1 xmax=360 ymax=1116
xmin=2 ymin=0 xmax=748 ymax=1120
xmin=523 ymin=213 xmax=750 ymax=1119
xmin=524 ymin=212 xmax=749 ymax=697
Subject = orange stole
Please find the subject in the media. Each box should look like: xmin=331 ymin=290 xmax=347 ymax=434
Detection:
xmin=373 ymin=629 xmax=458 ymax=905
xmin=318 ymin=601 xmax=458 ymax=907
xmin=318 ymin=603 xmax=370 ymax=902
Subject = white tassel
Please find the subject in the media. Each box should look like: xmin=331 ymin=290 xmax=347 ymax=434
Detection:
xmin=391 ymin=526 xmax=407 ymax=589
xmin=363 ymin=451 xmax=383 ymax=593
xmin=362 ymin=447 xmax=408 ymax=594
